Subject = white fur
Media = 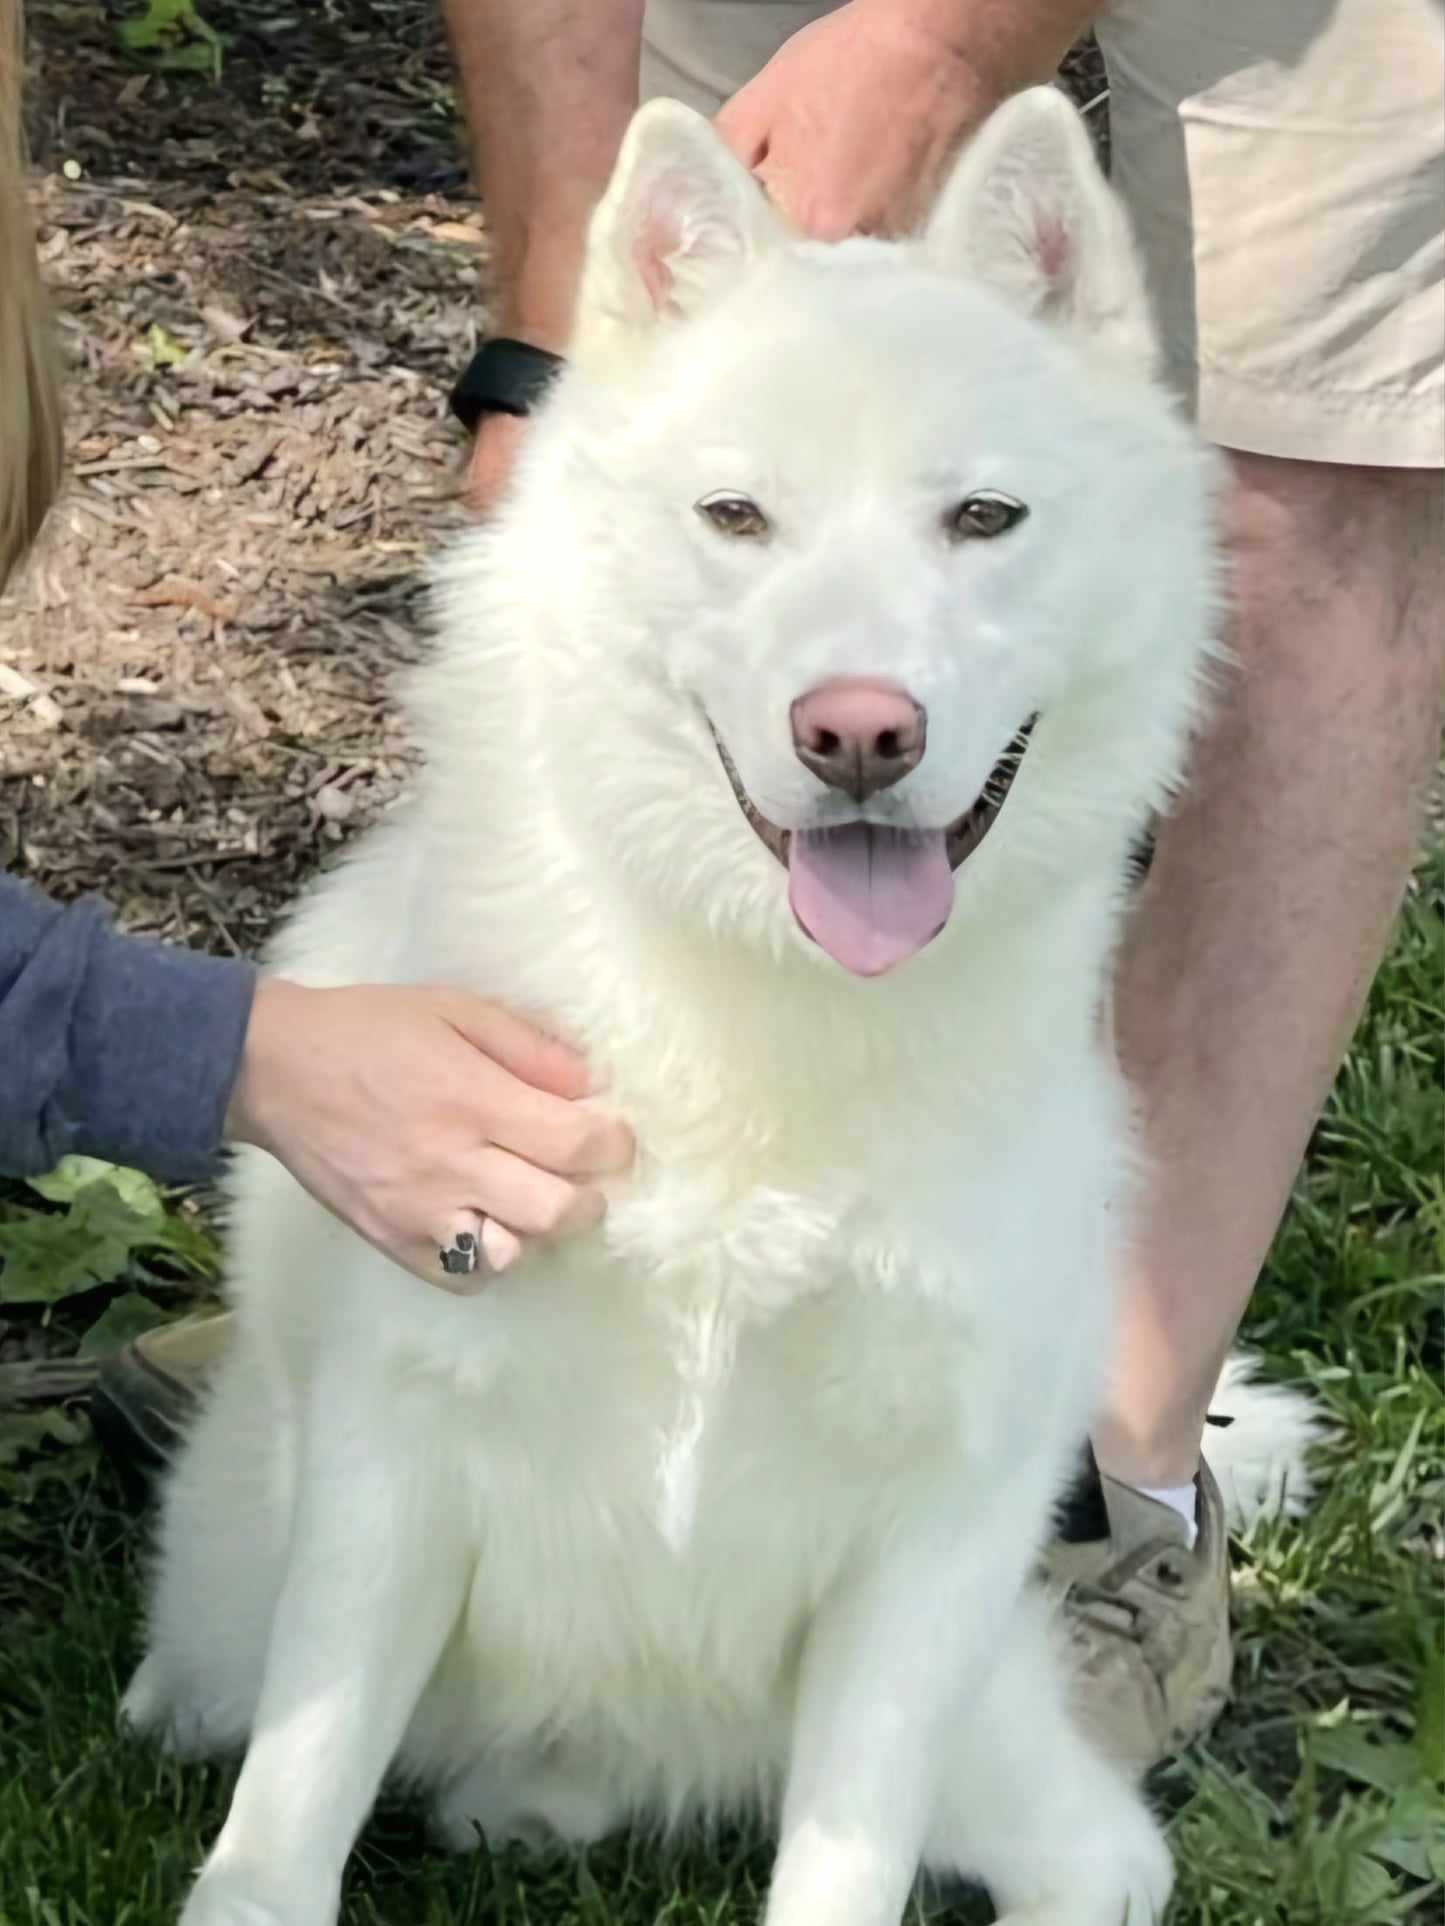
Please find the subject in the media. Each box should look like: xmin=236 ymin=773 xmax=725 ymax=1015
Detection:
xmin=1204 ymin=1352 xmax=1327 ymax=1527
xmin=123 ymin=91 xmax=1289 ymax=1926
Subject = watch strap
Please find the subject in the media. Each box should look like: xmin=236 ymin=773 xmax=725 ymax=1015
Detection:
xmin=449 ymin=338 xmax=565 ymax=432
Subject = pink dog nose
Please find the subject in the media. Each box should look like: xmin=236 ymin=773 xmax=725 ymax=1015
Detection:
xmin=790 ymin=679 xmax=926 ymax=802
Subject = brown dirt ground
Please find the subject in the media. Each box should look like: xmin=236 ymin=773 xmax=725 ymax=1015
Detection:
xmin=2 ymin=7 xmax=1108 ymax=959
xmin=2 ymin=0 xmax=486 ymax=959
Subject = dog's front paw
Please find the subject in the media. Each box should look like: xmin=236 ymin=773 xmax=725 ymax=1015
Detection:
xmin=179 ymin=1869 xmax=338 ymax=1926
xmin=997 ymin=1842 xmax=1172 ymax=1924
xmin=119 ymin=1655 xmax=171 ymax=1737
xmin=179 ymin=1887 xmax=283 ymax=1926
xmin=121 ymin=1656 xmax=237 ymax=1762
xmin=993 ymin=1780 xmax=1173 ymax=1926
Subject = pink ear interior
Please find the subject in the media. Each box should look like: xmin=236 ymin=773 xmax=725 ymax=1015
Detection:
xmin=611 ymin=143 xmax=760 ymax=324
xmin=1034 ymin=210 xmax=1072 ymax=290
xmin=633 ymin=199 xmax=680 ymax=313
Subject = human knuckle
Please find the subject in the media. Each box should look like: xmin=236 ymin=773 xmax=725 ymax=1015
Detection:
xmin=539 ymin=1182 xmax=580 ymax=1233
xmin=553 ymin=1110 xmax=600 ymax=1172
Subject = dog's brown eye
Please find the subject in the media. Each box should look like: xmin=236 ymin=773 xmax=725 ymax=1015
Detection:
xmin=696 ymin=491 xmax=770 ymax=539
xmin=948 ymin=491 xmax=1029 ymax=541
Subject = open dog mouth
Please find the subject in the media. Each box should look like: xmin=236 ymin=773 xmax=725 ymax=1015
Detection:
xmin=712 ymin=718 xmax=1037 ymax=977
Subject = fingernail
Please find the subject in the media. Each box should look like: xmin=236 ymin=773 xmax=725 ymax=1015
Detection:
xmin=454 ymin=1231 xmax=475 ymax=1253
xmin=481 ymin=1218 xmax=520 ymax=1272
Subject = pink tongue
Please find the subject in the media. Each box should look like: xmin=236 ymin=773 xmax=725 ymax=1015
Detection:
xmin=788 ymin=826 xmax=955 ymax=977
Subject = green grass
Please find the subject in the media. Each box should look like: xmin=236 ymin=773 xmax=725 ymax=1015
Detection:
xmin=1 ymin=849 xmax=1441 ymax=1925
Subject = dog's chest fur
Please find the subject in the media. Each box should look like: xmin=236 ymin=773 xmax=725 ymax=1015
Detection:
xmin=392 ymin=1231 xmax=981 ymax=1786
xmin=246 ymin=806 xmax=1114 ymax=1794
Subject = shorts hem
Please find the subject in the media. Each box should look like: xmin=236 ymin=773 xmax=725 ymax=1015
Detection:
xmin=1193 ymin=370 xmax=1444 ymax=469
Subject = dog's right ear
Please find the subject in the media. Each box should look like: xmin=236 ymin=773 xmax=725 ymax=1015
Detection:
xmin=574 ymin=99 xmax=784 ymax=348
xmin=922 ymin=86 xmax=1157 ymax=375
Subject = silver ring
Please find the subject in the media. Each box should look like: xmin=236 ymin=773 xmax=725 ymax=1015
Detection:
xmin=439 ymin=1230 xmax=480 ymax=1278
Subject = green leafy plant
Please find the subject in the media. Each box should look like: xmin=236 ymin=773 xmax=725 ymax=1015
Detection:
xmin=115 ymin=0 xmax=230 ymax=80
xmin=134 ymin=321 xmax=190 ymax=369
xmin=0 ymin=1155 xmax=219 ymax=1348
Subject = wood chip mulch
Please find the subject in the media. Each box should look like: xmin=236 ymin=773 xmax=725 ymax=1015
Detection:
xmin=1 ymin=0 xmax=488 ymax=957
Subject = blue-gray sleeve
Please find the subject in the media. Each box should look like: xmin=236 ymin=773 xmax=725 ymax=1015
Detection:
xmin=0 ymin=872 xmax=257 ymax=1183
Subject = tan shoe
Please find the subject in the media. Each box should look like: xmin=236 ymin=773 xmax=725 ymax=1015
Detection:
xmin=1045 ymin=1460 xmax=1233 ymax=1775
xmin=89 ymin=1308 xmax=234 ymax=1502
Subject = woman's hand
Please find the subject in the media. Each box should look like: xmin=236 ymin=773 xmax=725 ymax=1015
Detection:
xmin=227 ymin=978 xmax=633 ymax=1292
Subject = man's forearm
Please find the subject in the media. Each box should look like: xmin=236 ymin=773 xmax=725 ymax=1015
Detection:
xmin=442 ymin=0 xmax=644 ymax=349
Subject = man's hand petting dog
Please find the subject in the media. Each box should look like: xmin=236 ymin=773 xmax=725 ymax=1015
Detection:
xmin=460 ymin=5 xmax=1005 ymax=520
xmin=715 ymin=0 xmax=1001 ymax=237
xmin=226 ymin=980 xmax=633 ymax=1289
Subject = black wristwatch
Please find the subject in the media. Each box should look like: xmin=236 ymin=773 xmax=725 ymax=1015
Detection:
xmin=449 ymin=338 xmax=565 ymax=432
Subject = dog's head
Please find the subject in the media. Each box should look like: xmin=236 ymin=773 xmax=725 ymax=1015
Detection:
xmin=492 ymin=89 xmax=1220 ymax=980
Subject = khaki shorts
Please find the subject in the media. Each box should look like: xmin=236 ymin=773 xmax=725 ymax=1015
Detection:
xmin=640 ymin=0 xmax=1445 ymax=468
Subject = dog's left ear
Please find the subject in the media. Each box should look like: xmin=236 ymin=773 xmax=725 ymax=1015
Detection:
xmin=922 ymin=87 xmax=1157 ymax=374
xmin=576 ymin=99 xmax=784 ymax=346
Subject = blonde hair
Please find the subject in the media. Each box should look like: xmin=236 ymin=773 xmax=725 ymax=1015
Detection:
xmin=0 ymin=0 xmax=61 ymax=590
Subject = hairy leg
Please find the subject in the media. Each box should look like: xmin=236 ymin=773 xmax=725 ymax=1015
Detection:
xmin=1100 ymin=454 xmax=1444 ymax=1486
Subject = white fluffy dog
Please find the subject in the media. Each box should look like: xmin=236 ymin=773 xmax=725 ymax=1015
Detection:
xmin=125 ymin=88 xmax=1305 ymax=1926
